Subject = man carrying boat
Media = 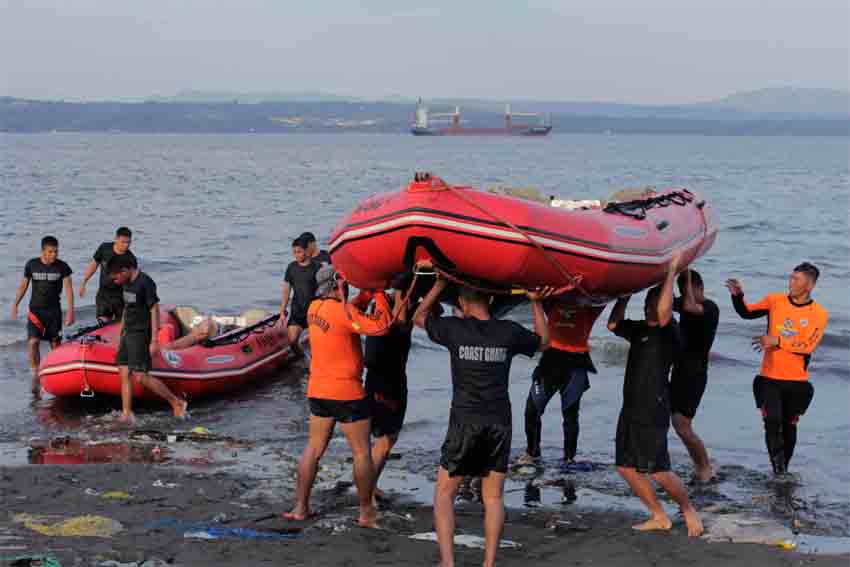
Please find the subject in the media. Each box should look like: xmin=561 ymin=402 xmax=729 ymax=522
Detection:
xmin=285 ymin=264 xmax=392 ymax=528
xmin=79 ymin=227 xmax=136 ymax=322
xmin=726 ymin=262 xmax=827 ymax=475
xmin=413 ymin=264 xmax=551 ymax=567
xmin=607 ymin=252 xmax=703 ymax=537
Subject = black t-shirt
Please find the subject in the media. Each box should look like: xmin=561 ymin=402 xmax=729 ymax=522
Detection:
xmin=284 ymin=260 xmax=321 ymax=318
xmin=613 ymin=319 xmax=680 ymax=427
xmin=365 ymin=323 xmax=413 ymax=392
xmin=673 ymin=297 xmax=719 ymax=368
xmin=122 ymin=272 xmax=159 ymax=334
xmin=426 ymin=315 xmax=540 ymax=425
xmin=93 ymin=242 xmax=137 ymax=295
xmin=314 ymin=250 xmax=332 ymax=265
xmin=25 ymin=258 xmax=72 ymax=311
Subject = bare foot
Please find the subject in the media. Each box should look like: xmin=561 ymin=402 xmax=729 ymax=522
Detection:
xmin=632 ymin=514 xmax=672 ymax=532
xmin=118 ymin=412 xmax=136 ymax=425
xmin=694 ymin=466 xmax=715 ymax=484
xmin=682 ymin=506 xmax=704 ymax=537
xmin=283 ymin=509 xmax=317 ymax=521
xmin=173 ymin=399 xmax=188 ymax=419
xmin=358 ymin=506 xmax=379 ymax=529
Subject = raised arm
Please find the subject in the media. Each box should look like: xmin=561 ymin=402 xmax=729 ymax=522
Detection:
xmin=414 ymin=277 xmax=448 ymax=330
xmin=79 ymin=260 xmax=99 ymax=298
xmin=680 ymin=270 xmax=704 ymax=316
xmin=725 ymin=278 xmax=769 ymax=320
xmin=526 ymin=287 xmax=555 ymax=351
xmin=63 ymin=276 xmax=75 ymax=326
xmin=656 ymin=252 xmax=680 ymax=327
xmin=11 ymin=277 xmax=30 ymax=320
xmin=346 ymin=291 xmax=392 ymax=336
xmin=607 ymin=296 xmax=630 ymax=332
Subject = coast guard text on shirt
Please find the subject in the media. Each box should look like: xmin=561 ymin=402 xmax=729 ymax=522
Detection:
xmin=457 ymin=345 xmax=508 ymax=362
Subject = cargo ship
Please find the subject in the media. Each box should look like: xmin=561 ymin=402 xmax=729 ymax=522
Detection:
xmin=411 ymin=99 xmax=552 ymax=136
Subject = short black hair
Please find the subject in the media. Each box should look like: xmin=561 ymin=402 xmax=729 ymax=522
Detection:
xmin=298 ymin=232 xmax=317 ymax=244
xmin=645 ymin=285 xmax=662 ymax=304
xmin=292 ymin=237 xmax=307 ymax=249
xmin=677 ymin=269 xmax=703 ymax=292
xmin=41 ymin=236 xmax=59 ymax=249
xmin=794 ymin=262 xmax=820 ymax=282
xmin=458 ymin=286 xmax=489 ymax=304
xmin=116 ymin=226 xmax=132 ymax=239
xmin=107 ymin=253 xmax=137 ymax=273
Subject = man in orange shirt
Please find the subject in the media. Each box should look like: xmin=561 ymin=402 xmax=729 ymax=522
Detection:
xmin=726 ymin=262 xmax=828 ymax=475
xmin=285 ymin=264 xmax=392 ymax=528
xmin=519 ymin=303 xmax=603 ymax=466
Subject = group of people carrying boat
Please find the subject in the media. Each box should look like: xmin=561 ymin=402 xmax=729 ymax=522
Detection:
xmin=12 ymin=225 xmax=828 ymax=567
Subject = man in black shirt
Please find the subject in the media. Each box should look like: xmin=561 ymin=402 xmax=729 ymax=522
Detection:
xmin=298 ymin=232 xmax=332 ymax=265
xmin=607 ymin=252 xmax=703 ymax=537
xmin=280 ymin=237 xmax=320 ymax=355
xmin=108 ymin=254 xmax=187 ymax=422
xmin=414 ymin=267 xmax=550 ymax=567
xmin=671 ymin=269 xmax=719 ymax=482
xmin=11 ymin=236 xmax=74 ymax=397
xmin=79 ymin=227 xmax=136 ymax=321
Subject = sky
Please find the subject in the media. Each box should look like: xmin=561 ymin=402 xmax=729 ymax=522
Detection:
xmin=1 ymin=0 xmax=848 ymax=105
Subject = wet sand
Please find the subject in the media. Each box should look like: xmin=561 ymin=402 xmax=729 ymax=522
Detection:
xmin=1 ymin=464 xmax=846 ymax=567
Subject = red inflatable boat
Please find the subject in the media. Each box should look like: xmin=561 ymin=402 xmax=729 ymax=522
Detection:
xmin=329 ymin=174 xmax=718 ymax=303
xmin=40 ymin=307 xmax=295 ymax=400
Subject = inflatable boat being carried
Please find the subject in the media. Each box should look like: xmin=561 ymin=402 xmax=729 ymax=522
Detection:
xmin=329 ymin=174 xmax=718 ymax=304
xmin=40 ymin=306 xmax=294 ymax=400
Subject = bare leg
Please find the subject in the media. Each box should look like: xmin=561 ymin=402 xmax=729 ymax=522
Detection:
xmin=652 ymin=471 xmax=704 ymax=537
xmin=137 ymin=373 xmax=187 ymax=417
xmin=434 ymin=467 xmax=463 ymax=567
xmin=480 ymin=471 xmax=506 ymax=567
xmin=118 ymin=366 xmax=134 ymax=422
xmin=672 ymin=413 xmax=713 ymax=482
xmin=340 ymin=418 xmax=378 ymax=528
xmin=28 ymin=338 xmax=41 ymax=397
xmin=370 ymin=433 xmax=398 ymax=505
xmin=285 ymin=415 xmax=335 ymax=520
xmin=617 ymin=466 xmax=672 ymax=531
xmin=287 ymin=325 xmax=304 ymax=356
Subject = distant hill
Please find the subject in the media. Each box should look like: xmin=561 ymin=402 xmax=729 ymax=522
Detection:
xmin=148 ymin=89 xmax=360 ymax=104
xmin=700 ymin=87 xmax=850 ymax=116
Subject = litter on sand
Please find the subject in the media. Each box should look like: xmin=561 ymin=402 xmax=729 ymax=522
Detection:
xmin=409 ymin=532 xmax=521 ymax=549
xmin=702 ymin=513 xmax=795 ymax=546
xmin=183 ymin=527 xmax=299 ymax=541
xmin=13 ymin=514 xmax=123 ymax=538
xmin=0 ymin=555 xmax=62 ymax=566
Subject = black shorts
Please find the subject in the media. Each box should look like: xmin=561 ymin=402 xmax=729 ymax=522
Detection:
xmin=753 ymin=376 xmax=814 ymax=420
xmin=116 ymin=331 xmax=152 ymax=373
xmin=365 ymin=370 xmax=408 ymax=437
xmin=440 ymin=420 xmax=511 ymax=478
xmin=27 ymin=308 xmax=62 ymax=342
xmin=96 ymin=289 xmax=125 ymax=320
xmin=615 ymin=412 xmax=671 ymax=474
xmin=670 ymin=358 xmax=708 ymax=419
xmin=309 ymin=397 xmax=370 ymax=424
xmin=288 ymin=311 xmax=308 ymax=329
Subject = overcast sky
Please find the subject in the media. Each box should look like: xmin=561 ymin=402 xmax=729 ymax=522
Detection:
xmin=1 ymin=0 xmax=848 ymax=104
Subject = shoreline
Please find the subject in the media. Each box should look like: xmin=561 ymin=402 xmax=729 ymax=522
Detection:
xmin=1 ymin=463 xmax=847 ymax=566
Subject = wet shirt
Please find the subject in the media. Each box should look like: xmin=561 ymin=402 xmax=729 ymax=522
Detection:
xmin=122 ymin=272 xmax=159 ymax=334
xmin=365 ymin=323 xmax=413 ymax=392
xmin=307 ymin=292 xmax=392 ymax=401
xmin=673 ymin=297 xmax=719 ymax=368
xmin=93 ymin=243 xmax=137 ymax=295
xmin=25 ymin=258 xmax=72 ymax=310
xmin=284 ymin=260 xmax=321 ymax=319
xmin=426 ymin=316 xmax=540 ymax=425
xmin=733 ymin=292 xmax=828 ymax=381
xmin=613 ymin=319 xmax=680 ymax=427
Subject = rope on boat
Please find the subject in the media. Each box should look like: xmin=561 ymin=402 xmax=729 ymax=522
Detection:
xmin=603 ymin=189 xmax=695 ymax=220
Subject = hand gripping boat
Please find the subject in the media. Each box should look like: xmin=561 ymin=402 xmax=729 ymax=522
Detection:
xmin=328 ymin=174 xmax=718 ymax=303
xmin=40 ymin=307 xmax=294 ymax=400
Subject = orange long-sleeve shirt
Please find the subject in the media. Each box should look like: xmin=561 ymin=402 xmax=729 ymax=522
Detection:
xmin=734 ymin=292 xmax=828 ymax=382
xmin=547 ymin=304 xmax=603 ymax=353
xmin=306 ymin=291 xmax=392 ymax=400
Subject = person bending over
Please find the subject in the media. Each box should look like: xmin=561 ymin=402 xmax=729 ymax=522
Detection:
xmin=607 ymin=252 xmax=703 ymax=537
xmin=725 ymin=262 xmax=827 ymax=475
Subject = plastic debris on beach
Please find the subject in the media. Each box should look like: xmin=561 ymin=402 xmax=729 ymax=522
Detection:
xmin=97 ymin=559 xmax=172 ymax=567
xmin=702 ymin=513 xmax=795 ymax=546
xmin=85 ymin=489 xmax=132 ymax=500
xmin=183 ymin=527 xmax=298 ymax=541
xmin=12 ymin=514 xmax=123 ymax=538
xmin=409 ymin=532 xmax=521 ymax=549
xmin=0 ymin=555 xmax=62 ymax=566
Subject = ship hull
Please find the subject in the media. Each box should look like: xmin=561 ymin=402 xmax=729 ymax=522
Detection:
xmin=411 ymin=125 xmax=551 ymax=136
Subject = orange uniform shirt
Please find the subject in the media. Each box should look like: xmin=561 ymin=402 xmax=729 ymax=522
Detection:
xmin=306 ymin=291 xmax=392 ymax=401
xmin=744 ymin=293 xmax=828 ymax=381
xmin=547 ymin=304 xmax=603 ymax=353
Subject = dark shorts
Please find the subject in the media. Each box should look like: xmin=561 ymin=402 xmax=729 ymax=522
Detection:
xmin=440 ymin=420 xmax=511 ymax=477
xmin=309 ymin=397 xmax=370 ymax=424
xmin=670 ymin=358 xmax=708 ymax=419
xmin=27 ymin=308 xmax=62 ymax=342
xmin=116 ymin=331 xmax=152 ymax=373
xmin=365 ymin=370 xmax=408 ymax=437
xmin=288 ymin=311 xmax=308 ymax=329
xmin=615 ymin=412 xmax=671 ymax=474
xmin=753 ymin=376 xmax=814 ymax=420
xmin=96 ymin=289 xmax=125 ymax=320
